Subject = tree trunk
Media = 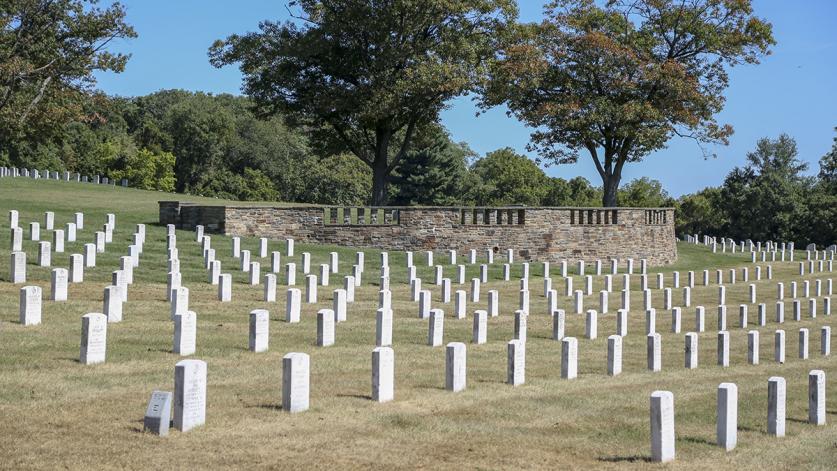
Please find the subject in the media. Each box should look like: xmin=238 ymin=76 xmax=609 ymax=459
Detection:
xmin=371 ymin=157 xmax=388 ymax=206
xmin=370 ymin=127 xmax=392 ymax=206
xmin=601 ymin=173 xmax=620 ymax=207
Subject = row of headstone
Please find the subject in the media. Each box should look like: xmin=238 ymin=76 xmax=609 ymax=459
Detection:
xmin=650 ymin=371 xmax=826 ymax=462
xmin=0 ymin=166 xmax=128 ymax=187
xmin=10 ymin=212 xmax=831 ymax=444
xmin=695 ymin=235 xmax=797 ymax=255
xmin=15 ymin=213 xmax=119 ymax=330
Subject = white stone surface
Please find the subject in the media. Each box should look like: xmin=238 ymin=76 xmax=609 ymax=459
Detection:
xmin=249 ymin=309 xmax=269 ymax=352
xmin=445 ymin=342 xmax=466 ymax=392
xmin=173 ymin=310 xmax=197 ymax=356
xmin=282 ymin=353 xmax=309 ymax=413
xmin=372 ymin=347 xmax=394 ymax=403
xmin=174 ymin=359 xmax=207 ymax=431
xmin=80 ymin=313 xmax=107 ymax=365
xmin=650 ymin=391 xmax=675 ymax=463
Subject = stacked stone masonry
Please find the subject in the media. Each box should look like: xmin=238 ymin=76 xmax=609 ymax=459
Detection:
xmin=159 ymin=202 xmax=677 ymax=265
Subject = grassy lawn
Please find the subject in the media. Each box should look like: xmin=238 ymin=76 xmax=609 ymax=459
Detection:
xmin=0 ymin=177 xmax=834 ymax=469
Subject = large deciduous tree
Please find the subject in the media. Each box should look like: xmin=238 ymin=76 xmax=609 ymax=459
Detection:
xmin=480 ymin=0 xmax=774 ymax=207
xmin=0 ymin=0 xmax=135 ymax=151
xmin=209 ymin=0 xmax=516 ymax=205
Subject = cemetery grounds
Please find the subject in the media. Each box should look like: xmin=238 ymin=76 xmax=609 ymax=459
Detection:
xmin=0 ymin=177 xmax=835 ymax=469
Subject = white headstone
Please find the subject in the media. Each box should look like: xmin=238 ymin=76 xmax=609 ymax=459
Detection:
xmin=317 ymin=309 xmax=335 ymax=346
xmin=286 ymin=288 xmax=301 ymax=323
xmin=10 ymin=251 xmax=26 ymax=284
xmin=218 ymin=274 xmax=232 ymax=302
xmin=282 ymin=353 xmax=309 ymax=413
xmin=808 ymin=370 xmax=825 ymax=425
xmin=37 ymin=241 xmax=51 ymax=266
xmin=170 ymin=286 xmax=189 ymax=320
xmin=561 ymin=337 xmax=578 ymax=379
xmin=775 ymin=330 xmax=786 ymax=363
xmin=372 ymin=347 xmax=394 ymax=402
xmin=650 ymin=391 xmax=676 ymax=463
xmin=428 ymin=309 xmax=444 ymax=346
xmin=647 ymin=333 xmax=662 ymax=371
xmin=445 ymin=342 xmax=467 ymax=392
xmin=174 ymin=359 xmax=207 ymax=431
xmin=80 ymin=313 xmax=107 ymax=365
xmin=19 ymin=286 xmax=42 ymax=326
xmin=768 ymin=376 xmax=786 ymax=437
xmin=748 ymin=330 xmax=759 ymax=365
xmin=103 ymin=285 xmax=123 ymax=323
xmin=607 ymin=335 xmax=622 ymax=376
xmin=375 ymin=308 xmax=392 ymax=347
xmin=507 ymin=339 xmax=525 ymax=386
xmin=173 ymin=310 xmax=197 ymax=355
xmin=305 ymin=275 xmax=318 ymax=303
xmin=249 ymin=309 xmax=269 ymax=352
xmin=50 ymin=268 xmax=68 ymax=301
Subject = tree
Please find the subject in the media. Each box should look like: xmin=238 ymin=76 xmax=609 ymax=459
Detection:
xmin=108 ymin=148 xmax=176 ymax=192
xmin=464 ymin=147 xmax=550 ymax=205
xmin=480 ymin=0 xmax=774 ymax=206
xmin=389 ymin=126 xmax=473 ymax=206
xmin=617 ymin=177 xmax=674 ymax=207
xmin=543 ymin=176 xmax=601 ymax=206
xmin=819 ymin=127 xmax=837 ymax=188
xmin=302 ymin=154 xmax=372 ymax=205
xmin=719 ymin=135 xmax=810 ymax=242
xmin=0 ymin=1 xmax=135 ymax=152
xmin=164 ymin=94 xmax=236 ymax=193
xmin=674 ymin=186 xmax=726 ymax=236
xmin=209 ymin=0 xmax=516 ymax=205
xmin=806 ymin=129 xmax=837 ymax=246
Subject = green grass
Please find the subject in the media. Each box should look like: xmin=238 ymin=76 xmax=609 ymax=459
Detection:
xmin=0 ymin=177 xmax=835 ymax=469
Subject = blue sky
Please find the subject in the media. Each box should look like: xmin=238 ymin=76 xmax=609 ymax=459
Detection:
xmin=94 ymin=1 xmax=837 ymax=197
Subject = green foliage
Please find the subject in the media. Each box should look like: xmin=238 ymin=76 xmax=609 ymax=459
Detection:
xmin=390 ymin=127 xmax=473 ymax=206
xmin=165 ymin=94 xmax=237 ymax=193
xmin=108 ymin=148 xmax=176 ymax=192
xmin=676 ymin=133 xmax=837 ymax=247
xmin=819 ymin=127 xmax=837 ymax=189
xmin=463 ymin=148 xmax=550 ymax=206
xmin=302 ymin=155 xmax=372 ymax=205
xmin=719 ymin=135 xmax=810 ymax=242
xmin=543 ymin=176 xmax=602 ymax=207
xmin=209 ymin=0 xmax=517 ymax=204
xmin=0 ymin=0 xmax=135 ymax=150
xmin=617 ymin=177 xmax=675 ymax=208
xmin=674 ymin=187 xmax=726 ymax=236
xmin=480 ymin=0 xmax=774 ymax=205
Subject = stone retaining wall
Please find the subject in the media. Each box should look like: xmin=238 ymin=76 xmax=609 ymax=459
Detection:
xmin=159 ymin=202 xmax=677 ymax=265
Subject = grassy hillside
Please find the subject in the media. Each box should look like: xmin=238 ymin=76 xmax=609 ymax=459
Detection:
xmin=0 ymin=178 xmax=834 ymax=469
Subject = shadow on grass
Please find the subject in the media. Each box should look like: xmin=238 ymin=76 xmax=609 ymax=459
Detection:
xmin=246 ymin=403 xmax=283 ymax=411
xmin=787 ymin=417 xmax=808 ymax=424
xmin=336 ymin=393 xmax=372 ymax=400
xmin=680 ymin=435 xmax=715 ymax=446
xmin=597 ymin=455 xmax=652 ymax=463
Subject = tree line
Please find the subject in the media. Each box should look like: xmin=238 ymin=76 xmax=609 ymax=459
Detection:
xmin=0 ymin=87 xmax=672 ymax=207
xmin=676 ymin=132 xmax=837 ymax=247
xmin=4 ymin=1 xmax=834 ymax=246
xmin=1 ymin=0 xmax=774 ymax=206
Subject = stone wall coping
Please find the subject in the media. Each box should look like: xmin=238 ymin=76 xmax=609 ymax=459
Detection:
xmin=159 ymin=201 xmax=673 ymax=211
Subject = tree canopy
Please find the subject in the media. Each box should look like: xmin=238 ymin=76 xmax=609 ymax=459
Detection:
xmin=209 ymin=0 xmax=517 ymax=205
xmin=480 ymin=0 xmax=774 ymax=206
xmin=0 ymin=0 xmax=135 ymax=151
